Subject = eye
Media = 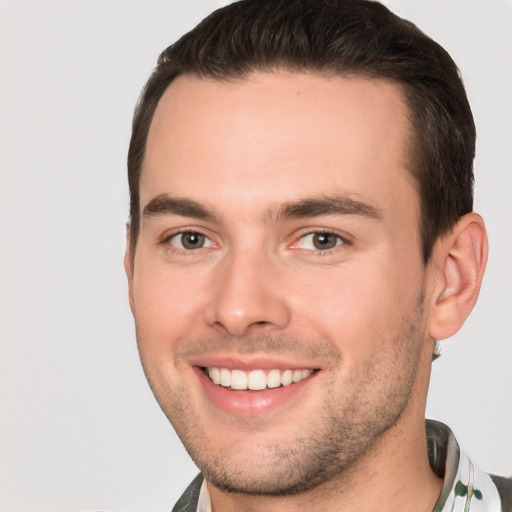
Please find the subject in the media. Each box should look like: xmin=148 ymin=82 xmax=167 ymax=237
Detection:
xmin=167 ymin=231 xmax=214 ymax=250
xmin=296 ymin=232 xmax=344 ymax=251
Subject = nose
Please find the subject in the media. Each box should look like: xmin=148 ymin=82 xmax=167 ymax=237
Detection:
xmin=204 ymin=249 xmax=291 ymax=337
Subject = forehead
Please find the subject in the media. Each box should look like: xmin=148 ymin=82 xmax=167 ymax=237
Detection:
xmin=141 ymin=72 xmax=417 ymax=221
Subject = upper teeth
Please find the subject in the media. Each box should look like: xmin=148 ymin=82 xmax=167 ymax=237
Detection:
xmin=207 ymin=367 xmax=313 ymax=390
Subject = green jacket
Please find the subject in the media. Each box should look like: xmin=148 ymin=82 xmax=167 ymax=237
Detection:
xmin=172 ymin=474 xmax=203 ymax=512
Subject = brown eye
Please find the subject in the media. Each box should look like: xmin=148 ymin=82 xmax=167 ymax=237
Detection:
xmin=312 ymin=233 xmax=338 ymax=250
xmin=182 ymin=232 xmax=205 ymax=249
xmin=169 ymin=231 xmax=212 ymax=250
xmin=295 ymin=232 xmax=343 ymax=251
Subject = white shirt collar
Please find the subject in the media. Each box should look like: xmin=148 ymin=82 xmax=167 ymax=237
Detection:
xmin=197 ymin=478 xmax=212 ymax=512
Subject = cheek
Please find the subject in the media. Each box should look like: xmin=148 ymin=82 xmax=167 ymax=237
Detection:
xmin=132 ymin=263 xmax=209 ymax=345
xmin=287 ymin=259 xmax=422 ymax=353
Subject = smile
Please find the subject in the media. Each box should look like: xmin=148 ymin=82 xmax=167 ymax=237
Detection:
xmin=205 ymin=367 xmax=314 ymax=391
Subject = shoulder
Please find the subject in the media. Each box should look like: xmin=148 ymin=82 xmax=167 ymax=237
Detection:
xmin=172 ymin=474 xmax=204 ymax=512
xmin=491 ymin=474 xmax=512 ymax=512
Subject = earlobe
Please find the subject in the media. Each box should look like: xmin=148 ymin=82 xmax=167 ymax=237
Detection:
xmin=428 ymin=213 xmax=488 ymax=341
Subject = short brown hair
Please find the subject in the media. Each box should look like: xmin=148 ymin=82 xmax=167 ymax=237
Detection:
xmin=128 ymin=0 xmax=475 ymax=262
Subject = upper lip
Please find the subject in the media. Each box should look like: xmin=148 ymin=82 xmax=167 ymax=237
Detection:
xmin=188 ymin=354 xmax=321 ymax=371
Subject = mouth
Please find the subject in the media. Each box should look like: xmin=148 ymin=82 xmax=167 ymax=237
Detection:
xmin=193 ymin=358 xmax=320 ymax=416
xmin=202 ymin=367 xmax=315 ymax=391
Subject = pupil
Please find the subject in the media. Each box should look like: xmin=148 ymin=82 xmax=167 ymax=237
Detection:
xmin=183 ymin=232 xmax=204 ymax=249
xmin=313 ymin=233 xmax=336 ymax=250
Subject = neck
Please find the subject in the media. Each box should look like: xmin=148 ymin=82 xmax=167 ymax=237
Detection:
xmin=208 ymin=415 xmax=442 ymax=512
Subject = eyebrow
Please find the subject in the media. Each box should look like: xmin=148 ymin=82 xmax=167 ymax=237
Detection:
xmin=142 ymin=193 xmax=383 ymax=224
xmin=265 ymin=194 xmax=383 ymax=223
xmin=143 ymin=194 xmax=216 ymax=221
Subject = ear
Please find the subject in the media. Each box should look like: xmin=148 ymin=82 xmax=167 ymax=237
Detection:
xmin=124 ymin=224 xmax=135 ymax=313
xmin=428 ymin=213 xmax=488 ymax=341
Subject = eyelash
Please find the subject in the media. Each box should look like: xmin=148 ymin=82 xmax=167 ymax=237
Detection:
xmin=291 ymin=230 xmax=351 ymax=256
xmin=162 ymin=230 xmax=215 ymax=253
xmin=161 ymin=229 xmax=351 ymax=256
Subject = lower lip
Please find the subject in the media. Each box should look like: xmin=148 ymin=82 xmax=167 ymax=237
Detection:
xmin=193 ymin=367 xmax=317 ymax=417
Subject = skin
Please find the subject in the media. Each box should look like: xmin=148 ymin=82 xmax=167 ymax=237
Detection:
xmin=125 ymin=72 xmax=487 ymax=512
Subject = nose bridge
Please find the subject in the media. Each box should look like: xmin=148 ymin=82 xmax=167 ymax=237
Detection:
xmin=205 ymin=243 xmax=290 ymax=336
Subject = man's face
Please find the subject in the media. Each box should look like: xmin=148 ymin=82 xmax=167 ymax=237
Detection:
xmin=126 ymin=72 xmax=436 ymax=494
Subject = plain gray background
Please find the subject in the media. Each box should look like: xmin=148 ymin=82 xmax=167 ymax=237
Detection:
xmin=1 ymin=1 xmax=511 ymax=510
